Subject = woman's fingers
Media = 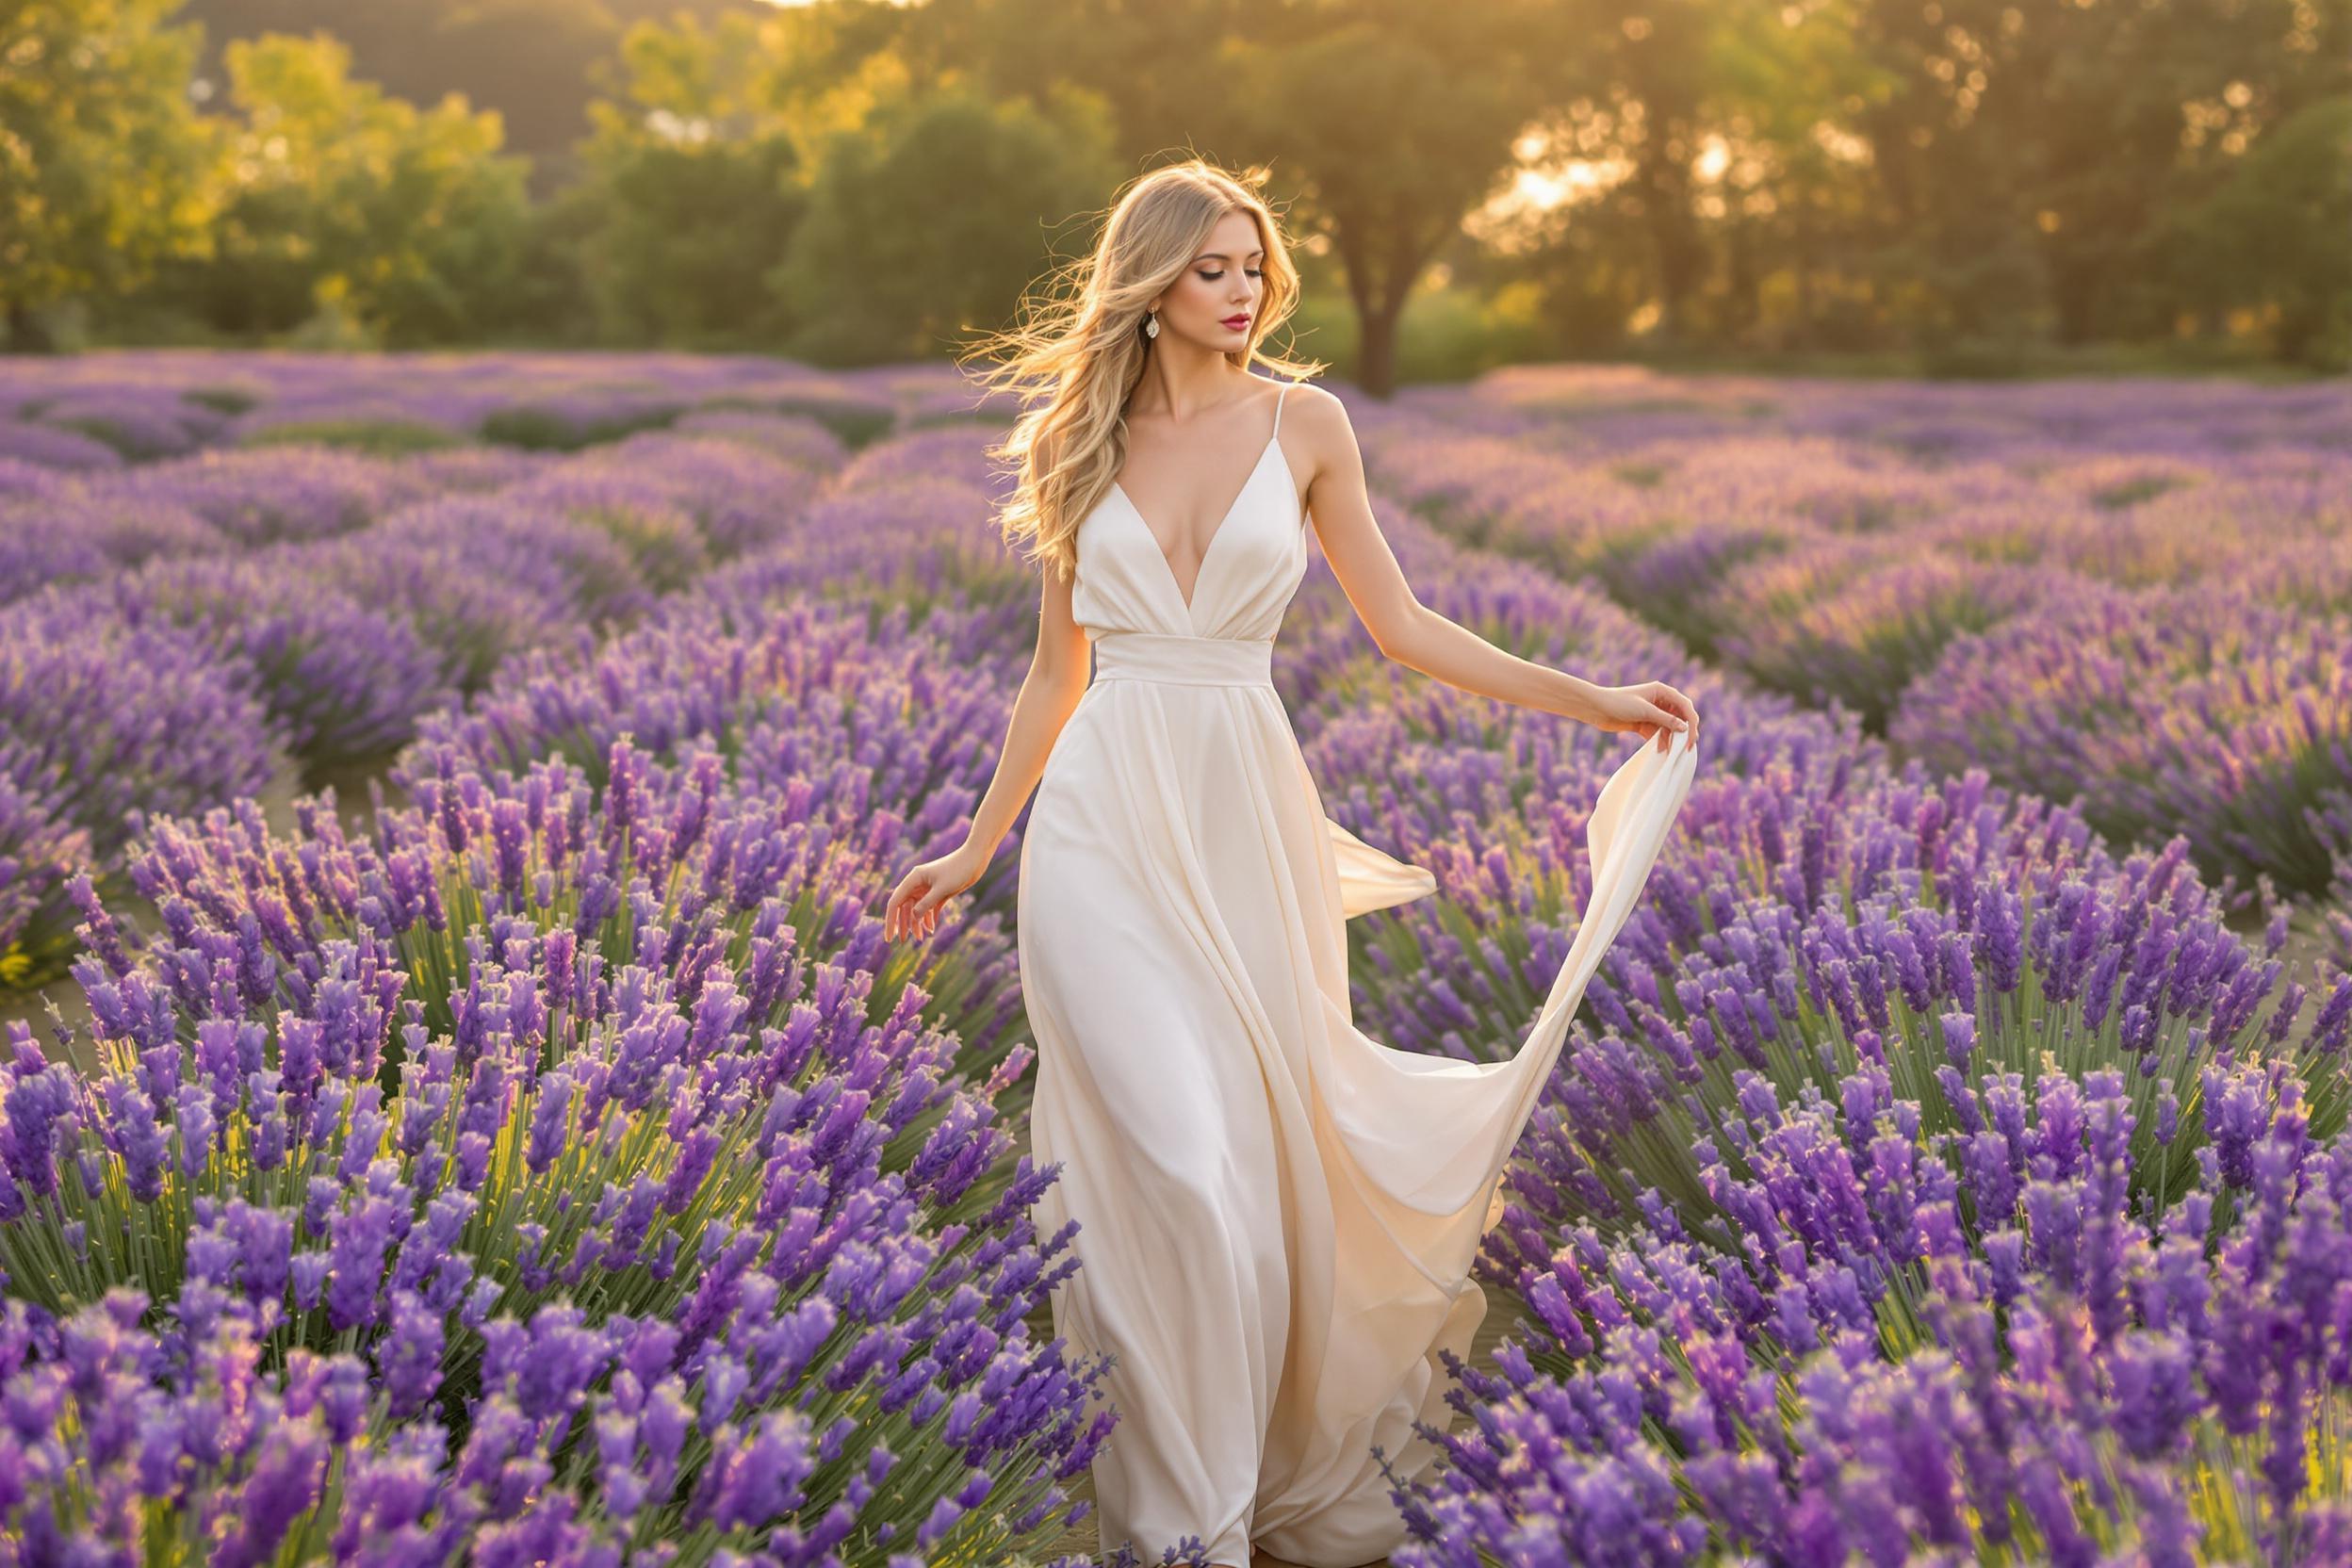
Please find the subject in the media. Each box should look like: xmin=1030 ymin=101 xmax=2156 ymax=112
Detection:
xmin=1646 ymin=693 xmax=1703 ymax=752
xmin=886 ymin=870 xmax=956 ymax=940
xmin=885 ymin=875 xmax=924 ymax=939
xmin=1650 ymin=684 xmax=1701 ymax=743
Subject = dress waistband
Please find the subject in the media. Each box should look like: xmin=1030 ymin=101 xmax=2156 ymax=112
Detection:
xmin=1090 ymin=631 xmax=1274 ymax=688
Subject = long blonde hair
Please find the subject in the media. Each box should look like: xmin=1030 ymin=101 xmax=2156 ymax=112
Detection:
xmin=957 ymin=158 xmax=1325 ymax=584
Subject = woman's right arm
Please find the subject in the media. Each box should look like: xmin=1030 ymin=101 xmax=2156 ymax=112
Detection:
xmin=882 ymin=558 xmax=1091 ymax=941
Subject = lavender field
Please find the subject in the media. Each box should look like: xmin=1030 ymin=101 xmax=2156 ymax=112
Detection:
xmin=2 ymin=351 xmax=2349 ymax=1565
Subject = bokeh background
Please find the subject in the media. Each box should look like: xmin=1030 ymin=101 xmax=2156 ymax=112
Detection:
xmin=7 ymin=0 xmax=2347 ymax=378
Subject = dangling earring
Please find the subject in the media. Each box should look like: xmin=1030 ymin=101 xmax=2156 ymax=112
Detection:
xmin=1143 ymin=310 xmax=1159 ymax=340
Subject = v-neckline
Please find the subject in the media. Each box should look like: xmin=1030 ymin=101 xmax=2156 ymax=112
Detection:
xmin=1114 ymin=427 xmax=1282 ymax=619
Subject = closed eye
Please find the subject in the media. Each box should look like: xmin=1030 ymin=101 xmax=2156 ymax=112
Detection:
xmin=1200 ymin=270 xmax=1264 ymax=281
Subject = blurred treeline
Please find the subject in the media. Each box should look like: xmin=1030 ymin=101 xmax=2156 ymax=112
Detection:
xmin=4 ymin=0 xmax=2345 ymax=387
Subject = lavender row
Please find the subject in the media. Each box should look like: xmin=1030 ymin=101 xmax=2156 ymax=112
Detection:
xmin=0 ymin=368 xmax=1179 ymax=1562
xmin=0 ymin=714 xmax=1111 ymax=1561
xmin=0 ymin=596 xmax=283 ymax=990
xmin=1390 ymin=1050 xmax=2352 ymax=1563
xmin=0 ymin=410 xmax=854 ymax=994
xmin=1220 ymin=476 xmax=2352 ymax=1558
xmin=1294 ymin=609 xmax=2350 ymax=1222
xmin=1361 ymin=384 xmax=2352 ymax=959
xmin=0 ymin=352 xmax=1002 ymax=468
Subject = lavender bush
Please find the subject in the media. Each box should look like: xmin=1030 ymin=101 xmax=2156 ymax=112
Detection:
xmin=286 ymin=499 xmax=653 ymax=692
xmin=54 ymin=554 xmax=455 ymax=774
xmin=1348 ymin=726 xmax=2348 ymax=1237
xmin=0 ymin=760 xmax=90 ymax=994
xmin=530 ymin=429 xmax=842 ymax=560
xmin=1388 ymin=1058 xmax=2352 ymax=1564
xmin=387 ymin=590 xmax=1034 ymax=1083
xmin=16 ymin=385 xmax=227 ymax=462
xmin=0 ymin=728 xmax=1113 ymax=1562
xmin=0 ymin=419 xmax=129 ymax=474
xmin=1369 ymin=382 xmax=2352 ymax=934
xmin=91 ymin=446 xmax=430 ymax=546
xmin=0 ymin=595 xmax=283 ymax=989
xmin=1707 ymin=547 xmax=2064 ymax=733
xmin=1893 ymin=582 xmax=2352 ymax=903
xmin=495 ymin=469 xmax=715 ymax=594
xmin=0 ymin=491 xmax=228 ymax=605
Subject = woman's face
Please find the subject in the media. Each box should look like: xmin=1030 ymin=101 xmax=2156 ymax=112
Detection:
xmin=1150 ymin=210 xmax=1265 ymax=352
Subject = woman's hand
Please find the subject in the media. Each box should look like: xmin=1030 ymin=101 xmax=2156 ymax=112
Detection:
xmin=883 ymin=841 xmax=991 ymax=941
xmin=1590 ymin=681 xmax=1701 ymax=754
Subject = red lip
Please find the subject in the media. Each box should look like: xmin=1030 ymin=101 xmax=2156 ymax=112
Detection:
xmin=1222 ymin=317 xmax=1250 ymax=328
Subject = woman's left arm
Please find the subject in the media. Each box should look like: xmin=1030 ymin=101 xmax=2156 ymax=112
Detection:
xmin=1290 ymin=384 xmax=1628 ymax=729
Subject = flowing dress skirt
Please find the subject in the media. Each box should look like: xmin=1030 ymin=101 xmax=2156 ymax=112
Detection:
xmin=1017 ymin=650 xmax=1697 ymax=1568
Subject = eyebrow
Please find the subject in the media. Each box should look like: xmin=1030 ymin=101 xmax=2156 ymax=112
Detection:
xmin=1194 ymin=250 xmax=1266 ymax=262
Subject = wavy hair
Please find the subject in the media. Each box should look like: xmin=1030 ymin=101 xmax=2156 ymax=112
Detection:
xmin=956 ymin=158 xmax=1324 ymax=584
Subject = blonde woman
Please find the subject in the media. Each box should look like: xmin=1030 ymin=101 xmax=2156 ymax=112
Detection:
xmin=887 ymin=159 xmax=1701 ymax=1568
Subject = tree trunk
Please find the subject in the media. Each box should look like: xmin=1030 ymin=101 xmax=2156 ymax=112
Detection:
xmin=1637 ymin=142 xmax=1705 ymax=342
xmin=7 ymin=302 xmax=57 ymax=354
xmin=1356 ymin=304 xmax=1401 ymax=399
xmin=1791 ymin=205 xmax=1815 ymax=350
xmin=1726 ymin=217 xmax=1761 ymax=341
xmin=2275 ymin=298 xmax=2321 ymax=365
xmin=2049 ymin=254 xmax=2099 ymax=346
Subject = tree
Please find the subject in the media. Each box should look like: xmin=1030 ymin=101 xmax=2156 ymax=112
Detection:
xmin=568 ymin=9 xmax=815 ymax=347
xmin=0 ymin=0 xmax=222 ymax=350
xmin=1848 ymin=0 xmax=2348 ymax=352
xmin=1221 ymin=0 xmax=1559 ymax=395
xmin=774 ymin=80 xmax=1125 ymax=364
xmin=182 ymin=32 xmax=534 ymax=346
xmin=2160 ymin=94 xmax=2352 ymax=368
xmin=178 ymin=0 xmax=772 ymax=195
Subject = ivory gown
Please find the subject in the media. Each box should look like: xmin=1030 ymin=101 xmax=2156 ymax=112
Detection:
xmin=1015 ymin=377 xmax=1699 ymax=1568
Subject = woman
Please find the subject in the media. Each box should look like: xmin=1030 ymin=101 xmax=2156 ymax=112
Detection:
xmin=885 ymin=159 xmax=1701 ymax=1568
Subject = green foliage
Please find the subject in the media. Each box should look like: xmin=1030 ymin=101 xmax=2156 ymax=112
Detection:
xmin=772 ymin=81 xmax=1125 ymax=366
xmin=2159 ymin=95 xmax=2352 ymax=370
xmin=577 ymin=134 xmax=808 ymax=347
xmin=1394 ymin=278 xmax=1549 ymax=384
xmin=0 ymin=0 xmax=221 ymax=340
xmin=563 ymin=9 xmax=819 ymax=348
xmin=154 ymin=31 xmax=536 ymax=347
xmin=478 ymin=404 xmax=685 ymax=450
xmin=13 ymin=0 xmax=2347 ymax=370
xmin=177 ymin=0 xmax=755 ymax=178
xmin=235 ymin=418 xmax=476 ymax=455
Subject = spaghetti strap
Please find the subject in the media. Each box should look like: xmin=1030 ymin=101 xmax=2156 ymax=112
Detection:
xmin=1272 ymin=378 xmax=1290 ymax=437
